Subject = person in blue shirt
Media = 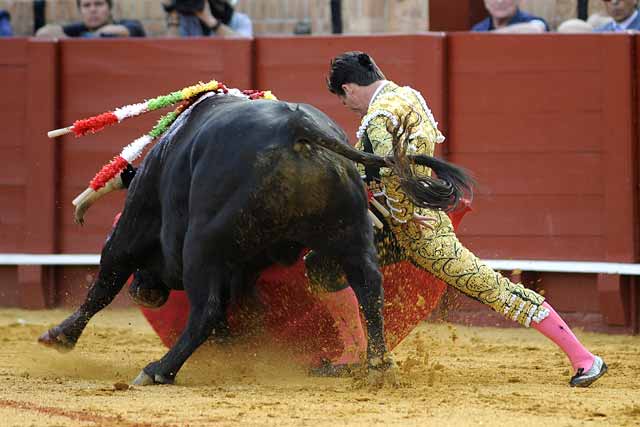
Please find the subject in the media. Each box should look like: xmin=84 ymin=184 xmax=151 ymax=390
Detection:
xmin=0 ymin=9 xmax=13 ymax=37
xmin=36 ymin=0 xmax=145 ymax=38
xmin=472 ymin=0 xmax=549 ymax=33
xmin=558 ymin=0 xmax=639 ymax=33
xmin=596 ymin=0 xmax=640 ymax=32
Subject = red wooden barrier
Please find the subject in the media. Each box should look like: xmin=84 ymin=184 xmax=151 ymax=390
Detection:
xmin=445 ymin=34 xmax=638 ymax=328
xmin=0 ymin=40 xmax=58 ymax=308
xmin=448 ymin=34 xmax=636 ymax=261
xmin=0 ymin=39 xmax=28 ymax=307
xmin=0 ymin=39 xmax=29 ymax=254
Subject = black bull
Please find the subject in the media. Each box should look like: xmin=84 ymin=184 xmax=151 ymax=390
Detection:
xmin=39 ymin=96 xmax=473 ymax=385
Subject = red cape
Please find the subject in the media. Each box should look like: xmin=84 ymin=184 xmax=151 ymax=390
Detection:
xmin=141 ymin=205 xmax=470 ymax=365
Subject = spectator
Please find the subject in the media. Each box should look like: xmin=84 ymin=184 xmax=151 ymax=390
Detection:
xmin=36 ymin=0 xmax=145 ymax=38
xmin=472 ymin=0 xmax=549 ymax=33
xmin=595 ymin=0 xmax=640 ymax=31
xmin=558 ymin=1 xmax=638 ymax=33
xmin=163 ymin=0 xmax=252 ymax=38
xmin=0 ymin=9 xmax=13 ymax=37
xmin=293 ymin=20 xmax=312 ymax=35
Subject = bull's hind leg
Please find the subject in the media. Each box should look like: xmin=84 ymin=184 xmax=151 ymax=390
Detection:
xmin=133 ymin=245 xmax=227 ymax=385
xmin=38 ymin=250 xmax=133 ymax=351
xmin=338 ymin=247 xmax=388 ymax=365
xmin=340 ymin=247 xmax=399 ymax=386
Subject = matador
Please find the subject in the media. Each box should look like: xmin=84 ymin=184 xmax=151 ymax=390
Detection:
xmin=305 ymin=51 xmax=607 ymax=387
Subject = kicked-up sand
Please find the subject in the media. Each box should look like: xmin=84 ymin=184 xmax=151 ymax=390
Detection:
xmin=0 ymin=308 xmax=638 ymax=426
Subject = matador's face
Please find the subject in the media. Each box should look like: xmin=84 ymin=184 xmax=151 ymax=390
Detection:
xmin=339 ymin=83 xmax=369 ymax=117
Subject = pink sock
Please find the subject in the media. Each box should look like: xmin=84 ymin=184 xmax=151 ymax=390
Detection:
xmin=319 ymin=287 xmax=367 ymax=365
xmin=532 ymin=302 xmax=595 ymax=372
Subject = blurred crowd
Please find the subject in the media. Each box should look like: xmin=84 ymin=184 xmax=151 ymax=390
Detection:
xmin=474 ymin=0 xmax=639 ymax=34
xmin=0 ymin=0 xmax=638 ymax=38
xmin=1 ymin=0 xmax=253 ymax=38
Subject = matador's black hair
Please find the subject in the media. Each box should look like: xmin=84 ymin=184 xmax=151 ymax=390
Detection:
xmin=327 ymin=51 xmax=385 ymax=96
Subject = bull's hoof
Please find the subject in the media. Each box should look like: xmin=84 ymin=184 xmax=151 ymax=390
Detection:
xmin=132 ymin=371 xmax=155 ymax=386
xmin=366 ymin=355 xmax=399 ymax=388
xmin=128 ymin=285 xmax=169 ymax=309
xmin=367 ymin=364 xmax=399 ymax=388
xmin=132 ymin=370 xmax=175 ymax=386
xmin=38 ymin=328 xmax=76 ymax=353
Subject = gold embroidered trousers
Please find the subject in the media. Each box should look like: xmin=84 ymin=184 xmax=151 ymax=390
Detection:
xmin=387 ymin=207 xmax=548 ymax=327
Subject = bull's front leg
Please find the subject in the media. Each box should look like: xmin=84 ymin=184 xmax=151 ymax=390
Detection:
xmin=38 ymin=252 xmax=133 ymax=351
xmin=133 ymin=249 xmax=227 ymax=386
xmin=342 ymin=250 xmax=398 ymax=386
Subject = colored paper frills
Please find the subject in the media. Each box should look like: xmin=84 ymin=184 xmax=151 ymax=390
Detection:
xmin=86 ymin=84 xmax=278 ymax=192
xmin=68 ymin=80 xmax=222 ymax=138
xmin=88 ymin=100 xmax=191 ymax=191
xmin=72 ymin=112 xmax=119 ymax=137
xmin=89 ymin=156 xmax=129 ymax=191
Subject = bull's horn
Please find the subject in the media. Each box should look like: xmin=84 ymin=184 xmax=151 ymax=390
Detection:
xmin=72 ymin=175 xmax=124 ymax=225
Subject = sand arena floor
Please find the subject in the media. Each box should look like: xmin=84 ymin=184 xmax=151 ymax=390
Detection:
xmin=0 ymin=308 xmax=639 ymax=427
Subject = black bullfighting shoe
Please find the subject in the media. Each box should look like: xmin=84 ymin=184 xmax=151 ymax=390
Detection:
xmin=570 ymin=355 xmax=608 ymax=387
xmin=128 ymin=270 xmax=170 ymax=308
xmin=309 ymin=359 xmax=362 ymax=377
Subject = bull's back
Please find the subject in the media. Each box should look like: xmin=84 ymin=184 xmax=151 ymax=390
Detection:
xmin=150 ymin=97 xmax=366 ymax=260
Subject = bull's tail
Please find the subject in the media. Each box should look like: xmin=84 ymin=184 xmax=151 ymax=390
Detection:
xmin=385 ymin=112 xmax=475 ymax=211
xmin=294 ymin=106 xmax=474 ymax=212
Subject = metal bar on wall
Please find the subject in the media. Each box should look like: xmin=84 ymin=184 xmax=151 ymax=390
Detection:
xmin=3 ymin=254 xmax=640 ymax=275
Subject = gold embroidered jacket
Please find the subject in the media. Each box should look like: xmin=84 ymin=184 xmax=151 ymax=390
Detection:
xmin=356 ymin=81 xmax=445 ymax=224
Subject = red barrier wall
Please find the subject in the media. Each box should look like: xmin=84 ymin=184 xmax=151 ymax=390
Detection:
xmin=635 ymin=36 xmax=640 ymax=266
xmin=444 ymin=34 xmax=638 ymax=329
xmin=448 ymin=34 xmax=637 ymax=262
xmin=0 ymin=39 xmax=58 ymax=307
xmin=0 ymin=40 xmax=29 ymax=307
xmin=0 ymin=40 xmax=29 ymax=254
